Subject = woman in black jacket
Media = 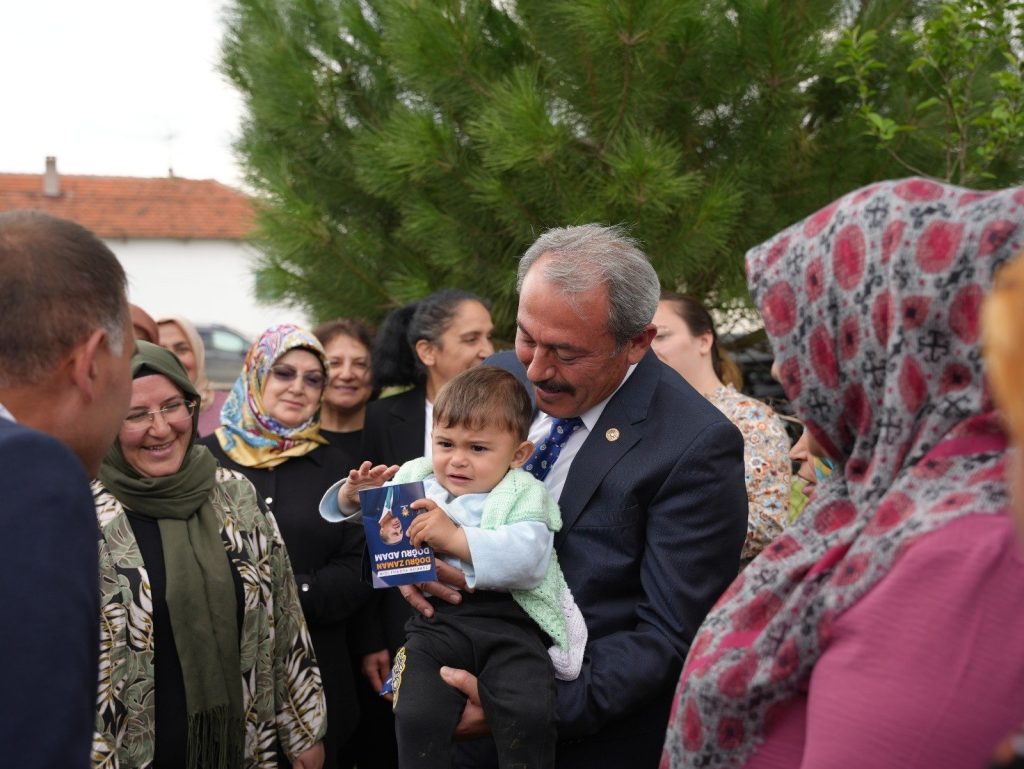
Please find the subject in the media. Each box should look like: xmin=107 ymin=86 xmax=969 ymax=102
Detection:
xmin=201 ymin=323 xmax=371 ymax=769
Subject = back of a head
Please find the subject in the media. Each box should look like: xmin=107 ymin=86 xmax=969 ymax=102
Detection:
xmin=130 ymin=304 xmax=159 ymax=344
xmin=433 ymin=366 xmax=533 ymax=443
xmin=518 ymin=223 xmax=660 ymax=349
xmin=0 ymin=211 xmax=128 ymax=387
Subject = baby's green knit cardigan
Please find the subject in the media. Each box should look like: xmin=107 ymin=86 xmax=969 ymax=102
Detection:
xmin=394 ymin=456 xmax=571 ymax=650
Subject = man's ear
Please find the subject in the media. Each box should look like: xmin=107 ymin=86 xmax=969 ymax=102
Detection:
xmin=67 ymin=329 xmax=108 ymax=402
xmin=510 ymin=440 xmax=535 ymax=468
xmin=414 ymin=338 xmax=435 ymax=368
xmin=626 ymin=324 xmax=657 ymax=364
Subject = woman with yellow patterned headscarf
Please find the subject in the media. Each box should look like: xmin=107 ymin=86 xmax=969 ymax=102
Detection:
xmin=201 ymin=324 xmax=372 ymax=769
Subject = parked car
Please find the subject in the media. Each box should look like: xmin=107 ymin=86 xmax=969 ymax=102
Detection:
xmin=196 ymin=324 xmax=250 ymax=389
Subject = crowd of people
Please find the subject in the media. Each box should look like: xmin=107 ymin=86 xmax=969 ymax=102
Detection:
xmin=1 ymin=175 xmax=1022 ymax=769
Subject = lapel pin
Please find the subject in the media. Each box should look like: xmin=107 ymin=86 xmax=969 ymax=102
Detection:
xmin=605 ymin=428 xmax=620 ymax=442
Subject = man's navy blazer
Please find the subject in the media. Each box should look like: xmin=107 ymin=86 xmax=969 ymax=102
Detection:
xmin=0 ymin=418 xmax=99 ymax=768
xmin=488 ymin=349 xmax=748 ymax=767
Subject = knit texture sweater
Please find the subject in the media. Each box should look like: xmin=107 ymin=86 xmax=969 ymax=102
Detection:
xmin=394 ymin=457 xmax=572 ymax=650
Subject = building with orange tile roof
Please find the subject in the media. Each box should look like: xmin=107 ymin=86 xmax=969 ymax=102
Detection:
xmin=0 ymin=158 xmax=307 ymax=338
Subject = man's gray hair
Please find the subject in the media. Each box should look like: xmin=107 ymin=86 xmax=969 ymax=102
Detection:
xmin=518 ymin=223 xmax=660 ymax=349
xmin=0 ymin=211 xmax=128 ymax=387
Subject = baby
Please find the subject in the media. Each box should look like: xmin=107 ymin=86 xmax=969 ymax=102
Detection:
xmin=325 ymin=365 xmax=586 ymax=769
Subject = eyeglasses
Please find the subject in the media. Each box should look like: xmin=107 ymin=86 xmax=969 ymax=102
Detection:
xmin=123 ymin=400 xmax=196 ymax=431
xmin=270 ymin=365 xmax=326 ymax=390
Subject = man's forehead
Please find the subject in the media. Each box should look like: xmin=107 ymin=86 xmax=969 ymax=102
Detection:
xmin=514 ymin=317 xmax=591 ymax=354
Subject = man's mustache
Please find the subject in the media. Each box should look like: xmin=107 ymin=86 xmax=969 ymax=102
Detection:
xmin=533 ymin=378 xmax=575 ymax=396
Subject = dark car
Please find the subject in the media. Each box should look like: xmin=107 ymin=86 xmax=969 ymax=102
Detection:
xmin=196 ymin=324 xmax=250 ymax=389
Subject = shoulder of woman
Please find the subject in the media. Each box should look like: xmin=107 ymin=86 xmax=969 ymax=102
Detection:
xmin=91 ymin=480 xmax=124 ymax=531
xmin=719 ymin=389 xmax=787 ymax=430
xmin=897 ymin=513 xmax=1019 ymax=570
xmin=212 ymin=468 xmax=264 ymax=519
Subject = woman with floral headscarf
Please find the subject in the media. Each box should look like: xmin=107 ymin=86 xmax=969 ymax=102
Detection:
xmin=662 ymin=179 xmax=1024 ymax=769
xmin=201 ymin=324 xmax=372 ymax=769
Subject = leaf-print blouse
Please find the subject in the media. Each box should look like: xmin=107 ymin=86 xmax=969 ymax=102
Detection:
xmin=91 ymin=467 xmax=327 ymax=769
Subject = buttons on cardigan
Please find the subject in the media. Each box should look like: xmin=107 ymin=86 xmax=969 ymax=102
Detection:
xmin=301 ymin=583 xmax=310 ymax=592
xmin=265 ymin=496 xmax=273 ymax=506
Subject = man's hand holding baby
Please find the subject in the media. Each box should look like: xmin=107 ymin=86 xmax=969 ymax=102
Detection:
xmin=407 ymin=499 xmax=470 ymax=562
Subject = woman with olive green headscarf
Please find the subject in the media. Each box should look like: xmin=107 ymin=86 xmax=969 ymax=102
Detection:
xmin=91 ymin=341 xmax=326 ymax=769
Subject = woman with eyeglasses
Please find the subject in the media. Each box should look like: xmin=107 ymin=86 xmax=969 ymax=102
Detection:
xmin=200 ymin=324 xmax=372 ymax=769
xmin=92 ymin=341 xmax=326 ymax=769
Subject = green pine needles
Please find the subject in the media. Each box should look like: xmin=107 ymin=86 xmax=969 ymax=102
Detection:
xmin=221 ymin=0 xmax=1023 ymax=337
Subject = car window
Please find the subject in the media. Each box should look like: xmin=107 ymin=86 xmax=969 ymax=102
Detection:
xmin=209 ymin=329 xmax=248 ymax=353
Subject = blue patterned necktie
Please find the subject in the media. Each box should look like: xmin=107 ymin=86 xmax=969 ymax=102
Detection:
xmin=524 ymin=416 xmax=584 ymax=481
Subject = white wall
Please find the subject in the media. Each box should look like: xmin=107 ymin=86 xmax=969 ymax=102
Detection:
xmin=105 ymin=238 xmax=311 ymax=339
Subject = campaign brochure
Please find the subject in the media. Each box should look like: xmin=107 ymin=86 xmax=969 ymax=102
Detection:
xmin=358 ymin=481 xmax=437 ymax=588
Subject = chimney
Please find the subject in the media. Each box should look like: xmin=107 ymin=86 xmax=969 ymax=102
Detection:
xmin=43 ymin=156 xmax=61 ymax=197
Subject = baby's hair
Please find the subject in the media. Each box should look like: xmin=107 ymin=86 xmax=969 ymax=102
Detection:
xmin=433 ymin=366 xmax=532 ymax=442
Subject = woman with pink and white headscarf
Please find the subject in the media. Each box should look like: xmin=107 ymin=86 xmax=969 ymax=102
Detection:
xmin=662 ymin=179 xmax=1024 ymax=769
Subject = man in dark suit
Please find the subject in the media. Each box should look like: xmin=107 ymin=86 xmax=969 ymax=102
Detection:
xmin=0 ymin=211 xmax=134 ymax=768
xmin=402 ymin=224 xmax=748 ymax=767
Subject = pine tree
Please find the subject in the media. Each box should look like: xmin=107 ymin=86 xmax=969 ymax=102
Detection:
xmin=221 ymin=0 xmax=936 ymax=337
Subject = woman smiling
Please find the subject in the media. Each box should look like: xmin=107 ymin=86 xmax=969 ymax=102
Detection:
xmin=92 ymin=342 xmax=325 ymax=768
xmin=201 ymin=324 xmax=371 ymax=769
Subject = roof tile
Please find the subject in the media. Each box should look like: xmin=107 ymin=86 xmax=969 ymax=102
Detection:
xmin=0 ymin=173 xmax=255 ymax=240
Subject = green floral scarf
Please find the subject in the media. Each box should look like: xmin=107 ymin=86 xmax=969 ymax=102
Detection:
xmin=98 ymin=341 xmax=243 ymax=769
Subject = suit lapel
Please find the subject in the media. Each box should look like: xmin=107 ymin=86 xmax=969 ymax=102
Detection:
xmin=555 ymin=350 xmax=661 ymax=542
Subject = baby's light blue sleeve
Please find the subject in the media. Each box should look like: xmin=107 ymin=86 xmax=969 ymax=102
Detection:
xmin=463 ymin=522 xmax=553 ymax=590
xmin=318 ymin=479 xmax=362 ymax=523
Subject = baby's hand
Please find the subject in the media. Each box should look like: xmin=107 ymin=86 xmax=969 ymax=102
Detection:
xmin=407 ymin=499 xmax=464 ymax=555
xmin=338 ymin=461 xmax=400 ymax=510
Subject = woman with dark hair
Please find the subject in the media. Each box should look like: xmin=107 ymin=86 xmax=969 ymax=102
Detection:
xmin=200 ymin=324 xmax=371 ymax=769
xmin=311 ymin=317 xmax=388 ymax=769
xmin=314 ymin=317 xmax=376 ymax=450
xmin=662 ymin=179 xmax=1024 ymax=768
xmin=364 ymin=288 xmax=494 ymax=466
xmin=351 ymin=289 xmax=493 ymax=768
xmin=652 ymin=292 xmax=790 ymax=564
